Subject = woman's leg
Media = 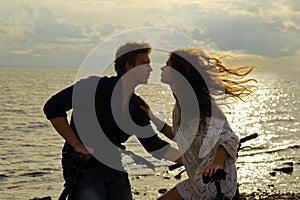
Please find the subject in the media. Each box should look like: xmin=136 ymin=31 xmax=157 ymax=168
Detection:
xmin=157 ymin=187 xmax=184 ymax=200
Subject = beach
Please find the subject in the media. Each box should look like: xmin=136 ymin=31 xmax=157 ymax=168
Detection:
xmin=30 ymin=167 xmax=300 ymax=200
xmin=1 ymin=68 xmax=299 ymax=200
xmin=129 ymin=167 xmax=300 ymax=200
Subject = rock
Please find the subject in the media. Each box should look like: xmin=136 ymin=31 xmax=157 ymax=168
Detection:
xmin=269 ymin=172 xmax=276 ymax=176
xmin=273 ymin=167 xmax=293 ymax=174
xmin=158 ymin=188 xmax=168 ymax=194
xmin=0 ymin=174 xmax=8 ymax=178
xmin=283 ymin=161 xmax=293 ymax=166
xmin=29 ymin=197 xmax=51 ymax=200
xmin=20 ymin=172 xmax=49 ymax=177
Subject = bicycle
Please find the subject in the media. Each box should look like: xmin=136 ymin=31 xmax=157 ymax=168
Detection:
xmin=168 ymin=133 xmax=259 ymax=200
xmin=58 ymin=133 xmax=258 ymax=200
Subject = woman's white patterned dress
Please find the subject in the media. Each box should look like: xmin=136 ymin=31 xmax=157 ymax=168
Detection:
xmin=173 ymin=103 xmax=239 ymax=200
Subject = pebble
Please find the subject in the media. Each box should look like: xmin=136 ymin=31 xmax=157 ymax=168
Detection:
xmin=158 ymin=188 xmax=168 ymax=194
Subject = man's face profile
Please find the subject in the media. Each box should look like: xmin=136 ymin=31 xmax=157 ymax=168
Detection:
xmin=129 ymin=52 xmax=152 ymax=84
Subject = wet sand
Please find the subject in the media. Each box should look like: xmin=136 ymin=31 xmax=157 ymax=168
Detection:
xmin=31 ymin=170 xmax=300 ymax=200
xmin=129 ymin=168 xmax=300 ymax=200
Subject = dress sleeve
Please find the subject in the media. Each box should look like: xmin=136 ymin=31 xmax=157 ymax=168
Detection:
xmin=198 ymin=117 xmax=239 ymax=160
xmin=218 ymin=120 xmax=239 ymax=160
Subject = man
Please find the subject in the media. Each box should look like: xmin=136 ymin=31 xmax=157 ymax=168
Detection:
xmin=43 ymin=41 xmax=181 ymax=200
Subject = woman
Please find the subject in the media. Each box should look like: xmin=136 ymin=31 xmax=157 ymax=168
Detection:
xmin=141 ymin=48 xmax=256 ymax=199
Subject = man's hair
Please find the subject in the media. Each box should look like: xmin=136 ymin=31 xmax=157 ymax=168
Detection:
xmin=114 ymin=41 xmax=151 ymax=76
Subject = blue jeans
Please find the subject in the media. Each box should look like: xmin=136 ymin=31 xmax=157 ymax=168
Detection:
xmin=63 ymin=159 xmax=132 ymax=200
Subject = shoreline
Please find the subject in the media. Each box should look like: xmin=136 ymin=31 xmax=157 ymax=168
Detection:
xmin=30 ymin=172 xmax=300 ymax=200
xmin=129 ymin=169 xmax=300 ymax=200
xmin=29 ymin=166 xmax=299 ymax=200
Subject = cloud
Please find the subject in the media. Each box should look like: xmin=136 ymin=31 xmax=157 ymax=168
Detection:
xmin=0 ymin=0 xmax=298 ymax=70
xmin=165 ymin=1 xmax=300 ymax=58
xmin=202 ymin=14 xmax=297 ymax=57
xmin=11 ymin=49 xmax=33 ymax=55
xmin=34 ymin=7 xmax=86 ymax=41
xmin=100 ymin=23 xmax=116 ymax=36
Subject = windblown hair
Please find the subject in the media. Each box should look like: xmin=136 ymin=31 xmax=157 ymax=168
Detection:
xmin=169 ymin=48 xmax=257 ymax=119
xmin=169 ymin=48 xmax=256 ymax=103
xmin=114 ymin=41 xmax=152 ymax=76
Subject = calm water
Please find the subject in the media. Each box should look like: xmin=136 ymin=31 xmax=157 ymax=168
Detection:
xmin=0 ymin=67 xmax=299 ymax=199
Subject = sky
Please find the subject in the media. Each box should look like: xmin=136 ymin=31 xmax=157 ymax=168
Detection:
xmin=0 ymin=0 xmax=299 ymax=71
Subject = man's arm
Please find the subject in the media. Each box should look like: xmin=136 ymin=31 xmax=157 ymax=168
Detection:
xmin=137 ymin=132 xmax=183 ymax=164
xmin=49 ymin=117 xmax=92 ymax=160
xmin=162 ymin=145 xmax=182 ymax=164
xmin=139 ymin=99 xmax=175 ymax=140
xmin=43 ymin=84 xmax=92 ymax=160
xmin=135 ymin=96 xmax=182 ymax=164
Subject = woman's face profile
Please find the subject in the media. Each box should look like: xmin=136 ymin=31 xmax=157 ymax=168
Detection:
xmin=160 ymin=58 xmax=173 ymax=84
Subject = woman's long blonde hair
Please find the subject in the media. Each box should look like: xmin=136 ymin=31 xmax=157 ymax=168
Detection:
xmin=169 ymin=48 xmax=257 ymax=121
xmin=169 ymin=48 xmax=257 ymax=104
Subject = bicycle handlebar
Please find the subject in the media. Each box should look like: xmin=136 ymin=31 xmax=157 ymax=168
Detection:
xmin=238 ymin=133 xmax=258 ymax=151
xmin=239 ymin=133 xmax=258 ymax=144
xmin=202 ymin=168 xmax=226 ymax=184
xmin=169 ymin=133 xmax=259 ymax=171
xmin=169 ymin=163 xmax=183 ymax=171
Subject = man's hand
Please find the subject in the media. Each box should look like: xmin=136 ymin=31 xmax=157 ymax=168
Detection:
xmin=73 ymin=143 xmax=94 ymax=161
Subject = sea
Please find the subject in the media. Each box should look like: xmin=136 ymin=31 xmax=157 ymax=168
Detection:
xmin=0 ymin=67 xmax=299 ymax=199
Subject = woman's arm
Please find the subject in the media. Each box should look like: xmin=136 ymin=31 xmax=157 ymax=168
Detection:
xmin=202 ymin=146 xmax=229 ymax=177
xmin=159 ymin=123 xmax=174 ymax=140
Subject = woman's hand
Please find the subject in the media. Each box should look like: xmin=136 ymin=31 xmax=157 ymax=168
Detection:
xmin=139 ymin=98 xmax=152 ymax=117
xmin=202 ymin=163 xmax=222 ymax=177
xmin=202 ymin=146 xmax=228 ymax=177
xmin=139 ymin=97 xmax=174 ymax=139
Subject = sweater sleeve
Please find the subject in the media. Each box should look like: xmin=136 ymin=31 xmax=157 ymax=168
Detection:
xmin=133 ymin=96 xmax=170 ymax=159
xmin=43 ymin=85 xmax=73 ymax=120
xmin=137 ymin=133 xmax=170 ymax=160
